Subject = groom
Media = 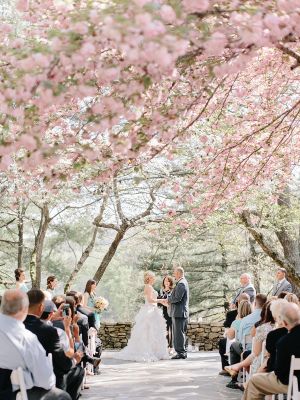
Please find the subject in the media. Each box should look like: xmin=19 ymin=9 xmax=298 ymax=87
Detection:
xmin=163 ymin=266 xmax=189 ymax=360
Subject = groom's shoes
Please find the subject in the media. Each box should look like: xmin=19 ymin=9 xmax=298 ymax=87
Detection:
xmin=171 ymin=354 xmax=187 ymax=360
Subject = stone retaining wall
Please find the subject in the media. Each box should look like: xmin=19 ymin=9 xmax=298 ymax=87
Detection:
xmin=99 ymin=322 xmax=224 ymax=350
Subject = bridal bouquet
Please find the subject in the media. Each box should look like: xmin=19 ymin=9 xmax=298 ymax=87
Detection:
xmin=94 ymin=296 xmax=109 ymax=312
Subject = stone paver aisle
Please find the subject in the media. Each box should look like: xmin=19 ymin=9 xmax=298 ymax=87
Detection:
xmin=81 ymin=351 xmax=242 ymax=400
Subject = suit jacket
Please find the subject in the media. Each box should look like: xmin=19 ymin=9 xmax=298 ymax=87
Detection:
xmin=232 ymin=283 xmax=256 ymax=304
xmin=24 ymin=315 xmax=72 ymax=387
xmin=275 ymin=324 xmax=300 ymax=385
xmin=271 ymin=278 xmax=293 ymax=296
xmin=168 ymin=277 xmax=189 ymax=318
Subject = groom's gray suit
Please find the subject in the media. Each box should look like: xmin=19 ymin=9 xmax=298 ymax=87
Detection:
xmin=168 ymin=277 xmax=189 ymax=358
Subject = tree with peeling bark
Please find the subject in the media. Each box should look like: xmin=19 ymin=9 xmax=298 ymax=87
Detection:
xmin=240 ymin=189 xmax=300 ymax=289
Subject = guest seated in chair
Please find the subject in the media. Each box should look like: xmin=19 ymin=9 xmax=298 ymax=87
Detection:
xmin=0 ymin=289 xmax=71 ymax=400
xmin=225 ymin=301 xmax=275 ymax=378
xmin=24 ymin=290 xmax=84 ymax=400
xmin=243 ymin=302 xmax=300 ymax=400
xmin=218 ymin=295 xmax=251 ymax=375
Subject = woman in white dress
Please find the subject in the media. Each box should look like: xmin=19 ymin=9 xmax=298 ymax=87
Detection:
xmin=115 ymin=271 xmax=169 ymax=362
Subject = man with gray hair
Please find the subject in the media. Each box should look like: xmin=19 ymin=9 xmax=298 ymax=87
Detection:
xmin=243 ymin=302 xmax=300 ymax=400
xmin=0 ymin=289 xmax=71 ymax=400
xmin=271 ymin=268 xmax=293 ymax=296
xmin=231 ymin=273 xmax=256 ymax=307
xmin=161 ymin=267 xmax=189 ymax=359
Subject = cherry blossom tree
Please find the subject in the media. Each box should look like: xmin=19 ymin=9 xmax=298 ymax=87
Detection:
xmin=0 ymin=0 xmax=299 ymax=201
xmin=1 ymin=0 xmax=300 ymax=288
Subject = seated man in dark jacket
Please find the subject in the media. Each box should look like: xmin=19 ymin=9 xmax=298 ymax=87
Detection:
xmin=24 ymin=290 xmax=84 ymax=400
xmin=243 ymin=302 xmax=300 ymax=400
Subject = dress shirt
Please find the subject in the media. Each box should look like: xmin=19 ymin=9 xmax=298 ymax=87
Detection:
xmin=276 ymin=279 xmax=285 ymax=289
xmin=0 ymin=313 xmax=55 ymax=391
xmin=237 ymin=308 xmax=261 ymax=345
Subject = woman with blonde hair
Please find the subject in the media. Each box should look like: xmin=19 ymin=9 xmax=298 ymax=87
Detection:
xmin=226 ymin=300 xmax=252 ymax=340
xmin=284 ymin=293 xmax=300 ymax=306
xmin=114 ymin=271 xmax=169 ymax=362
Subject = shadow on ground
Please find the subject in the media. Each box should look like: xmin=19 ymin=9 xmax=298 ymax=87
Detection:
xmin=81 ymin=351 xmax=242 ymax=400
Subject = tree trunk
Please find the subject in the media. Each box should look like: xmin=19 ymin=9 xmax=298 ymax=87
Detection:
xmin=64 ymin=226 xmax=98 ymax=293
xmin=17 ymin=202 xmax=26 ymax=269
xmin=249 ymin=237 xmax=261 ymax=293
xmin=240 ymin=210 xmax=300 ymax=288
xmin=93 ymin=225 xmax=128 ymax=283
xmin=219 ymin=241 xmax=230 ymax=312
xmin=30 ymin=204 xmax=50 ymax=288
xmin=276 ymin=192 xmax=300 ymax=279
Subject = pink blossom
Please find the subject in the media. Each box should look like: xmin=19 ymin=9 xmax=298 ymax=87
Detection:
xmin=19 ymin=134 xmax=37 ymax=151
xmin=72 ymin=22 xmax=89 ymax=35
xmin=1 ymin=24 xmax=12 ymax=33
xmin=80 ymin=42 xmax=96 ymax=56
xmin=277 ymin=0 xmax=300 ymax=12
xmin=0 ymin=155 xmax=12 ymax=170
xmin=16 ymin=0 xmax=29 ymax=12
xmin=182 ymin=0 xmax=209 ymax=13
xmin=160 ymin=5 xmax=177 ymax=24
xmin=33 ymin=53 xmax=50 ymax=68
xmin=204 ymin=32 xmax=227 ymax=56
xmin=134 ymin=0 xmax=150 ymax=6
xmin=92 ymin=103 xmax=104 ymax=114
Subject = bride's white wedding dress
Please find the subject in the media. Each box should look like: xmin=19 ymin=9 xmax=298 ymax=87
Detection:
xmin=114 ymin=284 xmax=169 ymax=362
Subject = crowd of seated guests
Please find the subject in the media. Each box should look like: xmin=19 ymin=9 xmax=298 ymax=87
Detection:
xmin=218 ymin=268 xmax=300 ymax=400
xmin=0 ymin=280 xmax=102 ymax=400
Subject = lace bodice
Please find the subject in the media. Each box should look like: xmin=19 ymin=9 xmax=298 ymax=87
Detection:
xmin=144 ymin=284 xmax=158 ymax=306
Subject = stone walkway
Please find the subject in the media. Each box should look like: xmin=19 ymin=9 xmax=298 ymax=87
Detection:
xmin=81 ymin=351 xmax=242 ymax=400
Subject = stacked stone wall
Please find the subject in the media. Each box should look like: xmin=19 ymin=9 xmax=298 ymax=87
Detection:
xmin=99 ymin=322 xmax=224 ymax=350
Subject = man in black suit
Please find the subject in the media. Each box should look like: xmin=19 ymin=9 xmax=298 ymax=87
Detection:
xmin=243 ymin=302 xmax=300 ymax=400
xmin=24 ymin=290 xmax=84 ymax=400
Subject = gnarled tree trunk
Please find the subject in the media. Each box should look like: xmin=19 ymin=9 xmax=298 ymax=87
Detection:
xmin=30 ymin=203 xmax=50 ymax=288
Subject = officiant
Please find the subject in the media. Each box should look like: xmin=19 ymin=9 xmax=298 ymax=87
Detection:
xmin=158 ymin=275 xmax=174 ymax=349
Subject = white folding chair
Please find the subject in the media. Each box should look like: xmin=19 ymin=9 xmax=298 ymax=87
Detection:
xmin=292 ymin=376 xmax=300 ymax=400
xmin=86 ymin=328 xmax=97 ymax=375
xmin=287 ymin=356 xmax=300 ymax=400
xmin=260 ymin=340 xmax=266 ymax=366
xmin=225 ymin=337 xmax=235 ymax=356
xmin=242 ymin=334 xmax=253 ymax=351
xmin=10 ymin=367 xmax=28 ymax=400
xmin=241 ymin=335 xmax=253 ymax=384
xmin=48 ymin=353 xmax=53 ymax=367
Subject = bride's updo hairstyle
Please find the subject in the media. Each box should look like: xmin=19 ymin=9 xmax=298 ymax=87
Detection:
xmin=144 ymin=271 xmax=155 ymax=284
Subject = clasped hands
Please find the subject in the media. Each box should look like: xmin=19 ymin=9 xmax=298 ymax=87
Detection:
xmin=157 ymin=299 xmax=169 ymax=306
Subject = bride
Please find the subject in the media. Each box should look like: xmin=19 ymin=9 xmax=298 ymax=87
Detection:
xmin=114 ymin=271 xmax=169 ymax=362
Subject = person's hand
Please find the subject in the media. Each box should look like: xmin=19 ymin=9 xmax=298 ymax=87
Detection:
xmin=73 ymin=323 xmax=80 ymax=341
xmin=159 ymin=299 xmax=168 ymax=306
xmin=63 ymin=313 xmax=72 ymax=331
xmin=73 ymin=314 xmax=80 ymax=324
xmin=229 ymin=303 xmax=236 ymax=310
xmin=51 ymin=304 xmax=64 ymax=321
xmin=73 ymin=351 xmax=83 ymax=364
